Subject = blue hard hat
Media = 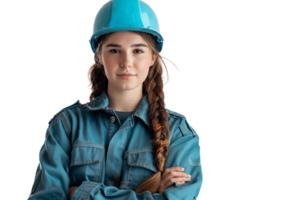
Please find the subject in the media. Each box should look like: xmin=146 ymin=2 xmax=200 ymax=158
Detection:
xmin=89 ymin=0 xmax=163 ymax=53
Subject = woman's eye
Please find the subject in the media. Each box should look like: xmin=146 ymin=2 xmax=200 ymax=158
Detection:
xmin=135 ymin=49 xmax=143 ymax=54
xmin=109 ymin=49 xmax=143 ymax=54
xmin=109 ymin=49 xmax=118 ymax=52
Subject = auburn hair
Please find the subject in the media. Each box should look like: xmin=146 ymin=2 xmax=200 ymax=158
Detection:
xmin=88 ymin=31 xmax=173 ymax=194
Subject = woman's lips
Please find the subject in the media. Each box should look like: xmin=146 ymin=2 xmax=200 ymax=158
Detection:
xmin=117 ymin=75 xmax=135 ymax=79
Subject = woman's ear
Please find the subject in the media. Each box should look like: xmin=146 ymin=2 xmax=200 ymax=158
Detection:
xmin=150 ymin=53 xmax=158 ymax=67
xmin=99 ymin=54 xmax=103 ymax=66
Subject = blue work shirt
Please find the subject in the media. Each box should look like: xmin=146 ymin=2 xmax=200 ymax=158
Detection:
xmin=28 ymin=90 xmax=203 ymax=200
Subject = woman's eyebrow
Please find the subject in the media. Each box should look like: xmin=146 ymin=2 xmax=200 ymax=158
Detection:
xmin=105 ymin=43 xmax=148 ymax=48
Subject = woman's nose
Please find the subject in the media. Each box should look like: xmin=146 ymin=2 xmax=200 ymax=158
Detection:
xmin=120 ymin=51 xmax=132 ymax=68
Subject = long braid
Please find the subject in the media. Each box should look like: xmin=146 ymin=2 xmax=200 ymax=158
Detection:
xmin=134 ymin=58 xmax=171 ymax=194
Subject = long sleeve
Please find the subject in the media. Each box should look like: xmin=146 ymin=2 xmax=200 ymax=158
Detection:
xmin=28 ymin=111 xmax=72 ymax=200
xmin=71 ymin=118 xmax=203 ymax=200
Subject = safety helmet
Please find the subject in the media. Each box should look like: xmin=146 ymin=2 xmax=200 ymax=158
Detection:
xmin=89 ymin=0 xmax=163 ymax=53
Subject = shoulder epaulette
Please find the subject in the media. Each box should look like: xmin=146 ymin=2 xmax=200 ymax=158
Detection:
xmin=166 ymin=109 xmax=186 ymax=119
xmin=46 ymin=99 xmax=83 ymax=129
xmin=167 ymin=108 xmax=200 ymax=137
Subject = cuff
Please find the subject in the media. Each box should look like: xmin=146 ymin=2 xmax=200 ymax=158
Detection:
xmin=72 ymin=181 xmax=97 ymax=200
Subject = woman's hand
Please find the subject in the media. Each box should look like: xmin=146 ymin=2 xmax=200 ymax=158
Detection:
xmin=67 ymin=186 xmax=79 ymax=200
xmin=157 ymin=167 xmax=191 ymax=193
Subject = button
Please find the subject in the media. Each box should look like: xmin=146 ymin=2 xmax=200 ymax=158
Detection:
xmin=110 ymin=116 xmax=115 ymax=122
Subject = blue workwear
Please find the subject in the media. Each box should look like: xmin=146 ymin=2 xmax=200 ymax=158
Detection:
xmin=28 ymin=90 xmax=203 ymax=199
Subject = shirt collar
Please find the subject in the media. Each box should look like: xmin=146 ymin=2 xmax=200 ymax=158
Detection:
xmin=86 ymin=89 xmax=150 ymax=127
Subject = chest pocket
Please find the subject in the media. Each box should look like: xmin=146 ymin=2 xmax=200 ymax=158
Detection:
xmin=123 ymin=148 xmax=158 ymax=190
xmin=69 ymin=143 xmax=105 ymax=185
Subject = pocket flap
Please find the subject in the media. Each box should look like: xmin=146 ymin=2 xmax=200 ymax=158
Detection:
xmin=70 ymin=144 xmax=105 ymax=167
xmin=126 ymin=149 xmax=158 ymax=173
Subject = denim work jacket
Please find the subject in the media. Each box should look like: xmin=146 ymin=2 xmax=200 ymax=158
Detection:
xmin=28 ymin=90 xmax=203 ymax=200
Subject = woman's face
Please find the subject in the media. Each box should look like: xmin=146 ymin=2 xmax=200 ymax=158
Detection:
xmin=99 ymin=31 xmax=157 ymax=93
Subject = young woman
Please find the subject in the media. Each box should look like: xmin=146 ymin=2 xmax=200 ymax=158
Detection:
xmin=28 ymin=0 xmax=203 ymax=199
